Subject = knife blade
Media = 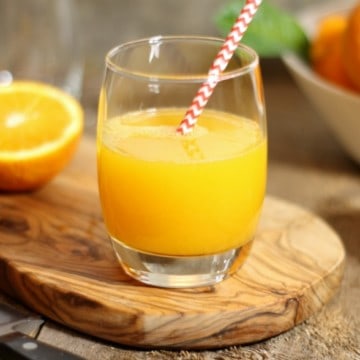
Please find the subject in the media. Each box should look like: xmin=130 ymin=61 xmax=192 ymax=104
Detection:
xmin=0 ymin=302 xmax=83 ymax=359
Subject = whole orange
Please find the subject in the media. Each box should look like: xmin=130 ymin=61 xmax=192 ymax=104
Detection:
xmin=310 ymin=15 xmax=354 ymax=90
xmin=343 ymin=2 xmax=360 ymax=91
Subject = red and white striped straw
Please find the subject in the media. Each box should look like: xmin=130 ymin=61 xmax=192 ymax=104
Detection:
xmin=176 ymin=0 xmax=263 ymax=135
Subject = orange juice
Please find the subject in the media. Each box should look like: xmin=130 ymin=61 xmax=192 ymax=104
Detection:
xmin=97 ymin=108 xmax=267 ymax=256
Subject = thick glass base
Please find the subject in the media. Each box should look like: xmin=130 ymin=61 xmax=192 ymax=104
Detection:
xmin=111 ymin=237 xmax=253 ymax=288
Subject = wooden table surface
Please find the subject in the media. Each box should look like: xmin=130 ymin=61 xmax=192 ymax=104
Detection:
xmin=1 ymin=59 xmax=359 ymax=359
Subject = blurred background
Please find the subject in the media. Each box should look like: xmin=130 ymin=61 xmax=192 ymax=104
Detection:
xmin=0 ymin=0 xmax=330 ymax=130
xmin=75 ymin=0 xmax=328 ymax=108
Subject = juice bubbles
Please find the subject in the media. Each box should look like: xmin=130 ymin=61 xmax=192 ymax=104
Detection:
xmin=98 ymin=108 xmax=267 ymax=256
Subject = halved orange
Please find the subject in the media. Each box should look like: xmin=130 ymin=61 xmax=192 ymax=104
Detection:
xmin=0 ymin=81 xmax=84 ymax=191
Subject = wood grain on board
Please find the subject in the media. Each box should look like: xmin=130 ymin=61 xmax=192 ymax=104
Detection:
xmin=0 ymin=136 xmax=345 ymax=349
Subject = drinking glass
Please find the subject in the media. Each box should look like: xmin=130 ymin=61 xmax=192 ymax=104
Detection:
xmin=97 ymin=36 xmax=267 ymax=288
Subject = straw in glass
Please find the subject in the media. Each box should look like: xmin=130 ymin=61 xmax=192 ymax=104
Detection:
xmin=176 ymin=0 xmax=263 ymax=135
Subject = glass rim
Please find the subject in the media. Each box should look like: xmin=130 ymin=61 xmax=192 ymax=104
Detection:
xmin=105 ymin=35 xmax=259 ymax=83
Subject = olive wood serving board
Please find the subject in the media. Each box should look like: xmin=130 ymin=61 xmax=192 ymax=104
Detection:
xmin=0 ymin=136 xmax=345 ymax=349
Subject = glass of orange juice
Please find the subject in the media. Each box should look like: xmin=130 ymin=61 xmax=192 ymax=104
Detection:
xmin=97 ymin=36 xmax=267 ymax=288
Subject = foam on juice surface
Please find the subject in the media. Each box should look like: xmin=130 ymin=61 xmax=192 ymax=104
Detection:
xmin=102 ymin=108 xmax=264 ymax=162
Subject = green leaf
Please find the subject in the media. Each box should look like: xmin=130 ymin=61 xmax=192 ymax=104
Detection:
xmin=215 ymin=0 xmax=310 ymax=58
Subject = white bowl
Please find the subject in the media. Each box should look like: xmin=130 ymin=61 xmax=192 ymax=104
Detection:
xmin=282 ymin=0 xmax=360 ymax=164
